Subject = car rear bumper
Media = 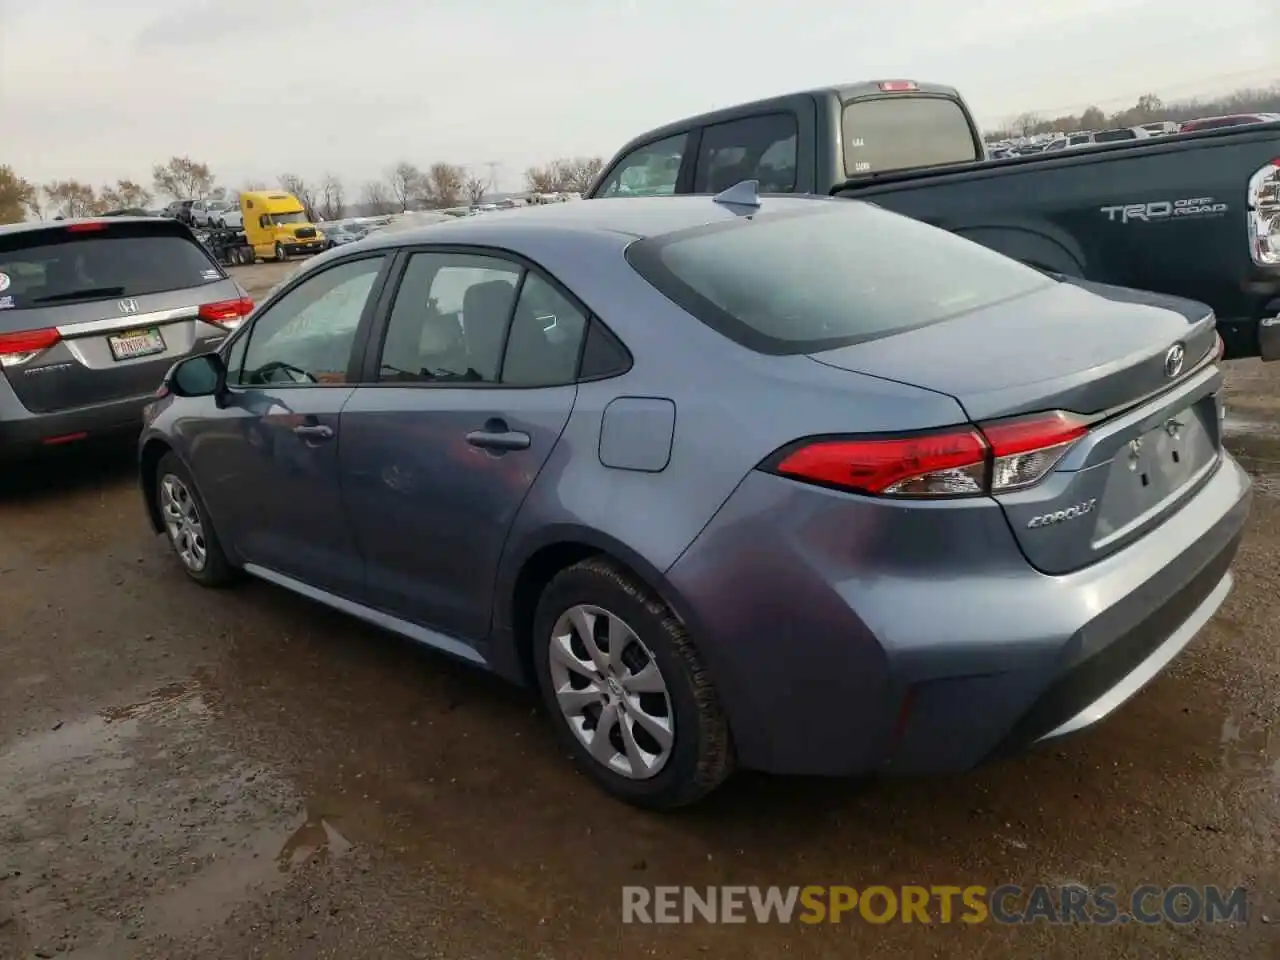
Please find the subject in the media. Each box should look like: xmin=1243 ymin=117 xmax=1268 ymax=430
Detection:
xmin=664 ymin=453 xmax=1252 ymax=776
xmin=0 ymin=390 xmax=152 ymax=460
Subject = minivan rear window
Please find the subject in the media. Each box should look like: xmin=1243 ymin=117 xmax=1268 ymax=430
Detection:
xmin=841 ymin=96 xmax=979 ymax=176
xmin=0 ymin=224 xmax=224 ymax=310
xmin=1092 ymin=129 xmax=1137 ymax=143
xmin=626 ymin=202 xmax=1052 ymax=355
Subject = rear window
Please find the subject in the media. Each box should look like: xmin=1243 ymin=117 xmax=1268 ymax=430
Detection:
xmin=841 ymin=96 xmax=979 ymax=177
xmin=0 ymin=225 xmax=224 ymax=310
xmin=626 ymin=202 xmax=1052 ymax=356
xmin=1092 ymin=129 xmax=1137 ymax=143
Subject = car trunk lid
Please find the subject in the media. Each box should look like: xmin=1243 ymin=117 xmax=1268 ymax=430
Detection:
xmin=810 ymin=279 xmax=1223 ymax=574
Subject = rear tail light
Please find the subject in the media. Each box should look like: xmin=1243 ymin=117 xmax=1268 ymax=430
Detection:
xmin=66 ymin=222 xmax=107 ymax=233
xmin=0 ymin=327 xmax=61 ymax=367
xmin=877 ymin=80 xmax=919 ymax=92
xmin=1214 ymin=332 xmax=1226 ymax=362
xmin=1247 ymin=159 xmax=1280 ymax=266
xmin=198 ymin=296 xmax=254 ymax=330
xmin=767 ymin=410 xmax=1089 ymax=499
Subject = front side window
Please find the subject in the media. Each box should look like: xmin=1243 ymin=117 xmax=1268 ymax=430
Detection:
xmin=626 ymin=202 xmax=1052 ymax=355
xmin=236 ymin=256 xmax=383 ymax=386
xmin=594 ymin=134 xmax=687 ymax=197
xmin=694 ymin=113 xmax=798 ymax=193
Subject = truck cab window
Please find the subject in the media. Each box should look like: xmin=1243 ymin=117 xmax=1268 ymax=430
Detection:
xmin=694 ymin=113 xmax=799 ymax=193
xmin=595 ymin=134 xmax=687 ymax=197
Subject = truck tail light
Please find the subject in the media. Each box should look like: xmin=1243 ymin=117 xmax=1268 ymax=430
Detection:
xmin=0 ymin=327 xmax=61 ymax=368
xmin=198 ymin=297 xmax=254 ymax=330
xmin=1247 ymin=159 xmax=1280 ymax=266
xmin=765 ymin=411 xmax=1088 ymax=498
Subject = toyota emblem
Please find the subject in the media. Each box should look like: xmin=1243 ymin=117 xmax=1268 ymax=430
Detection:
xmin=117 ymin=298 xmax=140 ymax=315
xmin=1163 ymin=343 xmax=1185 ymax=379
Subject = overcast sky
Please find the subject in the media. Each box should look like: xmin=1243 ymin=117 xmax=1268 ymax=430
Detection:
xmin=1 ymin=0 xmax=1274 ymax=192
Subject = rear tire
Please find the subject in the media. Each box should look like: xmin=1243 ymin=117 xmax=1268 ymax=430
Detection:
xmin=155 ymin=452 xmax=235 ymax=587
xmin=532 ymin=558 xmax=734 ymax=809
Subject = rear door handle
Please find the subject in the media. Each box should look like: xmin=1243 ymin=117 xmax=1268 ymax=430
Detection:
xmin=466 ymin=423 xmax=530 ymax=451
xmin=293 ymin=424 xmax=335 ymax=442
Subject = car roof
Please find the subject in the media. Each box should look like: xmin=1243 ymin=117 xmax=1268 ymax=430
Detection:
xmin=355 ymin=194 xmax=837 ymax=251
xmin=0 ymin=215 xmax=167 ymax=239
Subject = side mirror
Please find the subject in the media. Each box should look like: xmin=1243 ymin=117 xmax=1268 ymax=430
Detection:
xmin=166 ymin=352 xmax=226 ymax=398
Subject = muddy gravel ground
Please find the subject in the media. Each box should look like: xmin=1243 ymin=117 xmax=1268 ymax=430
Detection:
xmin=1 ymin=263 xmax=1278 ymax=958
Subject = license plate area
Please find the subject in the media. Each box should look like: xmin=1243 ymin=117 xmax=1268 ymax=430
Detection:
xmin=1124 ymin=402 xmax=1216 ymax=495
xmin=108 ymin=327 xmax=166 ymax=361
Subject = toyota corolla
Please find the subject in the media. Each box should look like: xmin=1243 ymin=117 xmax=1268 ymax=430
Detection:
xmin=138 ymin=191 xmax=1252 ymax=808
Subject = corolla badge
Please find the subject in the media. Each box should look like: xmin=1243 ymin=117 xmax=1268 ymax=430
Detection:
xmin=1027 ymin=498 xmax=1098 ymax=529
xmin=1164 ymin=343 xmax=1185 ymax=378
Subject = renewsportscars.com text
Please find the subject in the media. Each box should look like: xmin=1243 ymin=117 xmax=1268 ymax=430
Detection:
xmin=622 ymin=884 xmax=1249 ymax=925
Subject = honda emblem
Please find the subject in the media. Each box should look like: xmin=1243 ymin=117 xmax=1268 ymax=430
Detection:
xmin=117 ymin=298 xmax=139 ymax=315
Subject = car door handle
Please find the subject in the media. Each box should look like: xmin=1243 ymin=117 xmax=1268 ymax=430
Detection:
xmin=293 ymin=424 xmax=335 ymax=441
xmin=466 ymin=428 xmax=530 ymax=451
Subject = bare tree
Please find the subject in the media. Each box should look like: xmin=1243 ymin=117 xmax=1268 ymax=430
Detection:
xmin=524 ymin=164 xmax=557 ymax=194
xmin=360 ymin=180 xmax=395 ymax=215
xmin=152 ymin=156 xmax=215 ymax=200
xmin=423 ymin=163 xmax=465 ymax=208
xmin=0 ymin=165 xmax=39 ymax=224
xmin=98 ymin=179 xmax=153 ymax=211
xmin=318 ymin=174 xmax=346 ymax=221
xmin=464 ymin=175 xmax=486 ymax=204
xmin=386 ymin=162 xmax=423 ymax=212
xmin=554 ymin=156 xmax=604 ymax=193
xmin=43 ymin=180 xmax=100 ymax=218
xmin=277 ymin=173 xmax=318 ymax=220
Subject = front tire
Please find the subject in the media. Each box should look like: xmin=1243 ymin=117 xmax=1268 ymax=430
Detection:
xmin=275 ymin=243 xmax=288 ymax=262
xmin=532 ymin=558 xmax=734 ymax=809
xmin=155 ymin=452 xmax=235 ymax=587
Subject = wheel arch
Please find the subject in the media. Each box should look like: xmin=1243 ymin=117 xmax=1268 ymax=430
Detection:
xmin=139 ymin=436 xmax=175 ymax=534
xmin=494 ymin=524 xmax=709 ymax=691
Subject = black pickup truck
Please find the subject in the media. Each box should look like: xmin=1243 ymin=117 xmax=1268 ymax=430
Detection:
xmin=587 ymin=80 xmax=1280 ymax=361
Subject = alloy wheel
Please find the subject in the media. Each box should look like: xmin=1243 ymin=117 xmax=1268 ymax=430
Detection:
xmin=547 ymin=604 xmax=675 ymax=779
xmin=159 ymin=474 xmax=207 ymax=573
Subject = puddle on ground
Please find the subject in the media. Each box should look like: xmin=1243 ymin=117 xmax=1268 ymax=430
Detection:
xmin=1219 ymin=714 xmax=1280 ymax=782
xmin=0 ymin=673 xmax=344 ymax=954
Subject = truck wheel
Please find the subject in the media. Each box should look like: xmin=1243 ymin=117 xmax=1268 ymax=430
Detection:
xmin=275 ymin=243 xmax=288 ymax=263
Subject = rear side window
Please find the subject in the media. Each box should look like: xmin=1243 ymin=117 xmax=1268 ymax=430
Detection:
xmin=842 ymin=97 xmax=979 ymax=176
xmin=626 ymin=203 xmax=1052 ymax=355
xmin=693 ymin=113 xmax=798 ymax=193
xmin=0 ymin=225 xmax=223 ymax=310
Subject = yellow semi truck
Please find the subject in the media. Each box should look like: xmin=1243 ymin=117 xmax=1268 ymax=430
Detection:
xmin=199 ymin=191 xmax=326 ymax=265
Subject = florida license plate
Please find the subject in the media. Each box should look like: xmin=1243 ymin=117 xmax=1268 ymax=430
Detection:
xmin=108 ymin=327 xmax=166 ymax=361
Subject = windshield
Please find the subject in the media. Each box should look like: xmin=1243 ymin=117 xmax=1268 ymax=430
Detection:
xmin=271 ymin=211 xmax=309 ymax=225
xmin=0 ymin=227 xmax=223 ymax=310
xmin=626 ymin=202 xmax=1052 ymax=355
xmin=841 ymin=96 xmax=979 ymax=177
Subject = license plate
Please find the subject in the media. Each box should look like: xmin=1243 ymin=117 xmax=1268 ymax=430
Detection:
xmin=108 ymin=327 xmax=166 ymax=361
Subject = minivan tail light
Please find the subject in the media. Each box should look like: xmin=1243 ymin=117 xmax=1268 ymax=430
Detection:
xmin=198 ymin=297 xmax=254 ymax=329
xmin=877 ymin=80 xmax=919 ymax=92
xmin=66 ymin=222 xmax=107 ymax=233
xmin=767 ymin=411 xmax=1088 ymax=498
xmin=0 ymin=327 xmax=61 ymax=367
